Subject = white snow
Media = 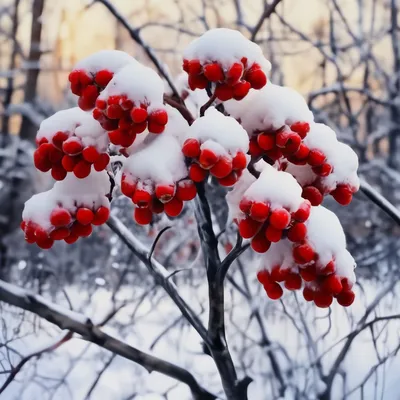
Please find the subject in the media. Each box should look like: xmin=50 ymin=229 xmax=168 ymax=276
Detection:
xmin=185 ymin=107 xmax=249 ymax=156
xmin=245 ymin=163 xmax=304 ymax=211
xmin=183 ymin=28 xmax=271 ymax=72
xmin=122 ymin=134 xmax=188 ymax=187
xmin=37 ymin=107 xmax=109 ymax=151
xmin=73 ymin=50 xmax=137 ymax=75
xmin=98 ymin=63 xmax=165 ymax=113
xmin=22 ymin=171 xmax=111 ymax=230
xmin=258 ymin=239 xmax=296 ymax=272
xmin=225 ymin=82 xmax=314 ymax=134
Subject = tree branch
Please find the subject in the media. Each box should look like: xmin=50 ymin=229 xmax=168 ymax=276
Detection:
xmin=0 ymin=279 xmax=216 ymax=400
xmin=251 ymin=0 xmax=283 ymax=41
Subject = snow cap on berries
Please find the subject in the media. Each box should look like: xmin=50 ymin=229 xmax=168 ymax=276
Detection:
xmin=245 ymin=162 xmax=304 ymax=211
xmin=185 ymin=107 xmax=249 ymax=157
xmin=225 ymin=83 xmax=314 ymax=134
xmin=183 ymin=28 xmax=271 ymax=72
xmin=37 ymin=107 xmax=108 ymax=151
xmin=22 ymin=171 xmax=111 ymax=230
xmin=73 ymin=50 xmax=137 ymax=75
xmin=122 ymin=133 xmax=188 ymax=186
xmin=98 ymin=62 xmax=166 ymax=113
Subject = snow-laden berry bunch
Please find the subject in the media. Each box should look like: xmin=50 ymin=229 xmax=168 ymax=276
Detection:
xmin=22 ymin=28 xmax=359 ymax=308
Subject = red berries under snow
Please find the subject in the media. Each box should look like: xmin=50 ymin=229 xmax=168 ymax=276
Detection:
xmin=34 ymin=108 xmax=110 ymax=180
xmin=21 ymin=172 xmax=111 ymax=248
xmin=93 ymin=63 xmax=169 ymax=146
xmin=256 ymin=206 xmax=356 ymax=308
xmin=183 ymin=28 xmax=271 ymax=101
xmin=182 ymin=108 xmax=249 ymax=186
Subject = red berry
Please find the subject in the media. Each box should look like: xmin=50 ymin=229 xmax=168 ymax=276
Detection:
xmin=337 ymin=290 xmax=355 ymax=307
xmin=50 ymin=208 xmax=72 ymax=227
xmin=293 ymin=143 xmax=310 ymax=160
xmin=73 ymin=160 xmax=91 ymax=179
xmin=151 ymin=199 xmax=164 ymax=214
xmin=188 ymin=74 xmax=208 ymax=90
xmin=50 ymin=227 xmax=70 ymax=240
xmin=290 ymin=122 xmax=310 ymax=138
xmin=251 ymin=231 xmax=271 ymax=253
xmin=245 ymin=66 xmax=267 ymax=89
xmin=95 ymin=70 xmax=113 ymax=87
xmin=155 ymin=184 xmax=176 ymax=202
xmin=232 ymin=151 xmax=247 ymax=170
xmin=203 ymin=63 xmax=224 ymax=82
xmin=149 ymin=109 xmax=168 ymax=126
xmin=92 ymin=206 xmax=110 ymax=225
xmin=257 ymin=133 xmax=275 ymax=151
xmin=48 ymin=146 xmax=63 ymax=164
xmin=94 ymin=153 xmax=110 ymax=171
xmin=249 ymin=138 xmax=263 ymax=156
xmin=176 ymin=180 xmax=197 ymax=201
xmin=314 ymin=292 xmax=333 ymax=308
xmin=210 ymin=157 xmax=232 ymax=178
xmin=189 ymin=164 xmax=208 ymax=182
xmin=265 ymin=226 xmax=282 ymax=242
xmin=76 ymin=208 xmax=94 ymax=225
xmin=164 ymin=198 xmax=184 ymax=217
xmin=269 ymin=208 xmax=291 ymax=230
xmin=227 ymin=62 xmax=243 ymax=84
xmin=107 ymin=104 xmax=123 ymax=119
xmin=250 ymin=202 xmax=270 ymax=221
xmin=214 ymin=84 xmax=233 ymax=101
xmin=131 ymin=122 xmax=147 ymax=134
xmin=293 ymin=244 xmax=315 ymax=264
xmin=238 ymin=217 xmax=261 ymax=239
xmin=130 ymin=107 xmax=148 ymax=123
xmin=322 ymin=274 xmax=343 ymax=295
xmin=148 ymin=120 xmax=165 ymax=134
xmin=121 ymin=176 xmax=137 ymax=197
xmin=82 ymin=146 xmax=100 ymax=163
xmin=307 ymin=149 xmax=326 ymax=166
xmin=133 ymin=189 xmax=152 ymax=207
xmin=257 ymin=269 xmax=270 ymax=285
xmin=331 ymin=185 xmax=353 ymax=206
xmin=182 ymin=59 xmax=190 ymax=73
xmin=65 ymin=234 xmax=79 ymax=244
xmin=276 ymin=131 xmax=301 ymax=154
xmin=270 ymin=266 xmax=290 ymax=282
xmin=299 ymin=264 xmax=317 ymax=282
xmin=232 ymin=81 xmax=251 ymax=100
xmin=302 ymin=186 xmax=323 ymax=206
xmin=62 ymin=155 xmax=78 ymax=172
xmin=284 ymin=273 xmax=302 ymax=290
xmin=51 ymin=165 xmax=67 ymax=181
xmin=63 ymin=139 xmax=83 ymax=156
xmin=188 ymin=60 xmax=202 ymax=75
xmin=320 ymin=261 xmax=336 ymax=275
xmin=218 ymin=171 xmax=239 ymax=186
xmin=265 ymin=282 xmax=283 ymax=300
xmin=341 ymin=277 xmax=353 ymax=291
xmin=75 ymin=223 xmax=93 ymax=237
xmin=293 ymin=201 xmax=311 ymax=222
xmin=134 ymin=207 xmax=152 ymax=225
xmin=199 ymin=149 xmax=219 ymax=168
xmin=182 ymin=139 xmax=201 ymax=158
xmin=303 ymin=287 xmax=315 ymax=302
xmin=287 ymin=222 xmax=307 ymax=242
xmin=95 ymin=98 xmax=107 ymax=110
xmin=312 ymin=163 xmax=332 ymax=177
xmin=52 ymin=131 xmax=69 ymax=149
xmin=239 ymin=198 xmax=253 ymax=214
xmin=36 ymin=237 xmax=54 ymax=250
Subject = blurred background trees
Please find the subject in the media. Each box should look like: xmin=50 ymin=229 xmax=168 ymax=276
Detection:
xmin=0 ymin=0 xmax=400 ymax=399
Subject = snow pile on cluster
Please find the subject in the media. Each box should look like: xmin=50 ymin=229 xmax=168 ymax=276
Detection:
xmin=120 ymin=109 xmax=195 ymax=224
xmin=21 ymin=171 xmax=111 ymax=248
xmin=227 ymin=162 xmax=311 ymax=253
xmin=34 ymin=108 xmax=110 ymax=180
xmin=69 ymin=50 xmax=136 ymax=111
xmin=257 ymin=206 xmax=356 ymax=307
xmin=182 ymin=107 xmax=249 ymax=186
xmin=183 ymin=28 xmax=271 ymax=100
xmin=283 ymin=123 xmax=360 ymax=205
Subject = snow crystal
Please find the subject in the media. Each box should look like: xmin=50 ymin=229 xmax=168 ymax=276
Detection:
xmin=123 ymin=134 xmax=188 ymax=186
xmin=185 ymin=107 xmax=249 ymax=156
xmin=259 ymin=239 xmax=296 ymax=272
xmin=225 ymin=83 xmax=314 ymax=134
xmin=98 ymin=63 xmax=165 ymax=112
xmin=245 ymin=163 xmax=304 ymax=210
xmin=37 ymin=107 xmax=109 ymax=151
xmin=184 ymin=28 xmax=271 ymax=72
xmin=73 ymin=50 xmax=137 ymax=74
xmin=22 ymin=171 xmax=110 ymax=230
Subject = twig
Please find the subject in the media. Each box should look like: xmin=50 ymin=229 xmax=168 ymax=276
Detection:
xmin=0 ymin=279 xmax=216 ymax=400
xmin=200 ymin=92 xmax=217 ymax=117
xmin=251 ymin=0 xmax=283 ymax=41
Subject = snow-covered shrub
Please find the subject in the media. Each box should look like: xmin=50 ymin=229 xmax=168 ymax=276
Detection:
xmin=21 ymin=28 xmax=359 ymax=308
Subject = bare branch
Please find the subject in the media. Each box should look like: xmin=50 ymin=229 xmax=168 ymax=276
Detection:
xmin=251 ymin=0 xmax=283 ymax=41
